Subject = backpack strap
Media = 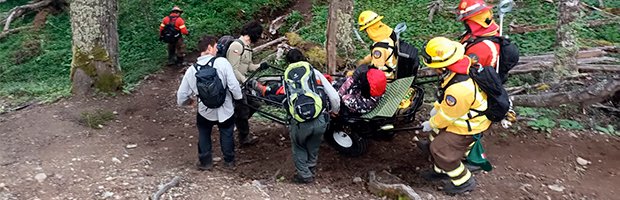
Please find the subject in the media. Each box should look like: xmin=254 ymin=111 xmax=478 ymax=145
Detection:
xmin=168 ymin=16 xmax=178 ymax=26
xmin=233 ymin=39 xmax=252 ymax=57
xmin=370 ymin=42 xmax=395 ymax=67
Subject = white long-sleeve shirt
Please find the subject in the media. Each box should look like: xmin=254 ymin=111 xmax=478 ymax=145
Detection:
xmin=312 ymin=69 xmax=340 ymax=113
xmin=177 ymin=55 xmax=243 ymax=122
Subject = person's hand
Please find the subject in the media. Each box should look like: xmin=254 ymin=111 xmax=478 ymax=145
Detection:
xmin=258 ymin=62 xmax=271 ymax=71
xmin=329 ymin=111 xmax=339 ymax=118
xmin=422 ymin=121 xmax=432 ymax=132
xmin=501 ymin=119 xmax=512 ymax=129
xmin=187 ymin=98 xmax=196 ymax=107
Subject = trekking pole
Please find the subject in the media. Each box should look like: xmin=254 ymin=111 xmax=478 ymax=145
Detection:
xmin=496 ymin=0 xmax=514 ymax=73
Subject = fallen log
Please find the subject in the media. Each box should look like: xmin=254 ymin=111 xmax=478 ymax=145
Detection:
xmin=151 ymin=176 xmax=181 ymax=200
xmin=0 ymin=26 xmax=33 ymax=39
xmin=511 ymin=78 xmax=620 ymax=107
xmin=518 ymin=48 xmax=609 ymax=63
xmin=368 ymin=171 xmax=422 ymax=200
xmin=508 ymin=19 xmax=619 ymax=34
xmin=418 ymin=63 xmax=620 ymax=78
xmin=252 ymin=36 xmax=286 ymax=53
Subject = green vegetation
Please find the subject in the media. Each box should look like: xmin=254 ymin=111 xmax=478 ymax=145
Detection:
xmin=1 ymin=0 xmax=292 ymax=106
xmin=79 ymin=109 xmax=115 ymax=129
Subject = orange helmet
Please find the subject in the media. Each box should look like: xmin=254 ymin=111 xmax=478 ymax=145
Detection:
xmin=171 ymin=6 xmax=183 ymax=13
xmin=456 ymin=0 xmax=492 ymax=21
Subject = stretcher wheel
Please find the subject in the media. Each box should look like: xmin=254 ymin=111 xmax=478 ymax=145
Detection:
xmin=325 ymin=126 xmax=368 ymax=157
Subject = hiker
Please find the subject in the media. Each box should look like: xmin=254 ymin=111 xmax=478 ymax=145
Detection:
xmin=159 ymin=6 xmax=189 ymax=66
xmin=419 ymin=37 xmax=491 ymax=195
xmin=283 ymin=49 xmax=340 ymax=184
xmin=176 ymin=36 xmax=242 ymax=170
xmin=223 ymin=21 xmax=271 ymax=147
xmin=338 ymin=65 xmax=387 ymax=115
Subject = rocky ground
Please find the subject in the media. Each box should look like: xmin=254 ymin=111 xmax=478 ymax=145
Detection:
xmin=1 ymin=66 xmax=619 ymax=200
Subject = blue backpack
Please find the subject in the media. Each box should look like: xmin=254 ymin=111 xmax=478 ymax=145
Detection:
xmin=195 ymin=57 xmax=227 ymax=108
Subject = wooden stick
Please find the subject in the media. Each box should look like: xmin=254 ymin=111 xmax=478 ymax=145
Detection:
xmin=252 ymin=36 xmax=286 ymax=53
xmin=368 ymin=171 xmax=422 ymax=200
xmin=151 ymin=176 xmax=181 ymax=200
xmin=4 ymin=10 xmax=16 ymax=31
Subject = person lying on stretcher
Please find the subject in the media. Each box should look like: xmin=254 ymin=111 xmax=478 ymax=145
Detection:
xmin=246 ymin=73 xmax=334 ymax=104
xmin=338 ymin=65 xmax=387 ymax=115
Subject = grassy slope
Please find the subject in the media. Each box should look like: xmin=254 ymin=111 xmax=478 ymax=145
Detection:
xmin=0 ymin=0 xmax=291 ymax=107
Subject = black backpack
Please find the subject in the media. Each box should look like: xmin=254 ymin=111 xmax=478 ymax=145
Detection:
xmin=464 ymin=36 xmax=519 ymax=83
xmin=438 ymin=66 xmax=510 ymax=124
xmin=160 ymin=16 xmax=180 ymax=43
xmin=370 ymin=32 xmax=420 ymax=79
xmin=195 ymin=57 xmax=227 ymax=109
xmin=216 ymin=36 xmax=248 ymax=58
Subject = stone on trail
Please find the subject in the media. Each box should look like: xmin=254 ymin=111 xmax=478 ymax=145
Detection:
xmin=576 ymin=157 xmax=590 ymax=166
xmin=34 ymin=173 xmax=47 ymax=183
xmin=352 ymin=177 xmax=363 ymax=183
xmin=548 ymin=184 xmax=565 ymax=192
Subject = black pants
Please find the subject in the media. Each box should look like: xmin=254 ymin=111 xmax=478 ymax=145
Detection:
xmin=197 ymin=114 xmax=235 ymax=165
xmin=234 ymin=94 xmax=261 ymax=141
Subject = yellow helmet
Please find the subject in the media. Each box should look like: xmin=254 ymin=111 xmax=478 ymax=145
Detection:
xmin=358 ymin=10 xmax=384 ymax=31
xmin=421 ymin=37 xmax=465 ymax=68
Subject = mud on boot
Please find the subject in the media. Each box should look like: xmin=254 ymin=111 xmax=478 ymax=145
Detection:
xmin=443 ymin=177 xmax=476 ymax=195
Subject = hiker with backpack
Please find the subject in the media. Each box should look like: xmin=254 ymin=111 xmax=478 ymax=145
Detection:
xmin=176 ymin=36 xmax=243 ymax=171
xmin=282 ymin=49 xmax=340 ymax=184
xmin=221 ymin=21 xmax=271 ymax=147
xmin=357 ymin=10 xmax=420 ymax=79
xmin=418 ymin=37 xmax=508 ymax=195
xmin=159 ymin=6 xmax=189 ymax=66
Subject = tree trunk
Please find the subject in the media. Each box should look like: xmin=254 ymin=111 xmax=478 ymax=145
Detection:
xmin=69 ymin=0 xmax=121 ymax=96
xmin=554 ymin=0 xmax=581 ymax=77
xmin=326 ymin=0 xmax=354 ymax=74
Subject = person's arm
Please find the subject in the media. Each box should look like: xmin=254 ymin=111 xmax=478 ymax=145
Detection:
xmin=357 ymin=54 xmax=372 ymax=66
xmin=176 ymin=67 xmax=196 ymax=106
xmin=315 ymin=69 xmax=340 ymax=113
xmin=176 ymin=18 xmax=189 ymax=35
xmin=429 ymin=83 xmax=474 ymax=129
xmin=220 ymin=59 xmax=243 ymax=100
xmin=227 ymin=42 xmax=246 ymax=83
xmin=249 ymin=62 xmax=260 ymax=71
xmin=159 ymin=17 xmax=167 ymax=33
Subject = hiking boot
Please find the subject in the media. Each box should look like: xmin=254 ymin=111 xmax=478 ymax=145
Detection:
xmin=292 ymin=174 xmax=314 ymax=184
xmin=417 ymin=139 xmax=431 ymax=157
xmin=239 ymin=136 xmax=258 ymax=147
xmin=420 ymin=169 xmax=449 ymax=182
xmin=167 ymin=57 xmax=176 ymax=65
xmin=222 ymin=161 xmax=235 ymax=171
xmin=443 ymin=177 xmax=476 ymax=195
xmin=195 ymin=162 xmax=213 ymax=171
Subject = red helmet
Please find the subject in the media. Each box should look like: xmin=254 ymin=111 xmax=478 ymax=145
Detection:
xmin=456 ymin=0 xmax=492 ymax=21
xmin=366 ymin=68 xmax=387 ymax=97
xmin=171 ymin=6 xmax=183 ymax=13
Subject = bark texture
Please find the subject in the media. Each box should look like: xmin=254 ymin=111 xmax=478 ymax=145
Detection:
xmin=554 ymin=0 xmax=581 ymax=76
xmin=70 ymin=0 xmax=121 ymax=96
xmin=326 ymin=0 xmax=354 ymax=74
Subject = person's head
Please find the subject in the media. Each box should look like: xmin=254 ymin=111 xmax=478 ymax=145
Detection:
xmin=171 ymin=6 xmax=183 ymax=15
xmin=358 ymin=10 xmax=384 ymax=32
xmin=456 ymin=0 xmax=492 ymax=22
xmin=421 ymin=37 xmax=465 ymax=73
xmin=285 ymin=48 xmax=307 ymax=63
xmin=197 ymin=35 xmax=218 ymax=56
xmin=240 ymin=21 xmax=264 ymax=44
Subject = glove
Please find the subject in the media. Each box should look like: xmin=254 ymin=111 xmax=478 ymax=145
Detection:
xmin=501 ymin=119 xmax=512 ymax=129
xmin=258 ymin=62 xmax=271 ymax=71
xmin=422 ymin=121 xmax=432 ymax=132
xmin=506 ymin=110 xmax=517 ymax=122
xmin=429 ymin=107 xmax=437 ymax=117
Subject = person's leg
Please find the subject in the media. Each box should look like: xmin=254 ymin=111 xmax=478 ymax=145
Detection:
xmin=167 ymin=42 xmax=176 ymax=65
xmin=217 ymin=116 xmax=236 ymax=166
xmin=234 ymin=98 xmax=254 ymax=146
xmin=175 ymin=37 xmax=186 ymax=66
xmin=306 ymin=115 xmax=328 ymax=175
xmin=196 ymin=114 xmax=215 ymax=169
xmin=289 ymin=121 xmax=313 ymax=182
xmin=429 ymin=130 xmax=476 ymax=194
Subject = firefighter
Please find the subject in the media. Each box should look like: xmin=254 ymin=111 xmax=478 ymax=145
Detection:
xmin=456 ymin=0 xmax=499 ymax=68
xmin=419 ymin=37 xmax=491 ymax=195
xmin=159 ymin=6 xmax=189 ymax=66
xmin=357 ymin=10 xmax=398 ymax=79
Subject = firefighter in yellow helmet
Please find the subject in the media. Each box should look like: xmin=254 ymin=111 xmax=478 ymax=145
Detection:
xmin=357 ymin=10 xmax=398 ymax=79
xmin=419 ymin=37 xmax=491 ymax=195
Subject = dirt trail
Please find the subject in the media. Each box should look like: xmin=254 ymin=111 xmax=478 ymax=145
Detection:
xmin=1 ymin=65 xmax=619 ymax=200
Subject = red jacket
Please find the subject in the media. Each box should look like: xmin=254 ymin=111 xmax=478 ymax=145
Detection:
xmin=460 ymin=20 xmax=499 ymax=68
xmin=159 ymin=13 xmax=189 ymax=35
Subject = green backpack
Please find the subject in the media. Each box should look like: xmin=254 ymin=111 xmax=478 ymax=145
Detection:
xmin=284 ymin=61 xmax=325 ymax=122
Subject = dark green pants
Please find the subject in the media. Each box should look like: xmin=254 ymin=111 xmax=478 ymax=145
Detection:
xmin=289 ymin=114 xmax=328 ymax=179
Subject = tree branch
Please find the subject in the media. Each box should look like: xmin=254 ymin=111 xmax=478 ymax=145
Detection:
xmin=151 ymin=176 xmax=181 ymax=200
xmin=252 ymin=36 xmax=286 ymax=53
xmin=0 ymin=26 xmax=33 ymax=39
xmin=1 ymin=0 xmax=54 ymax=30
